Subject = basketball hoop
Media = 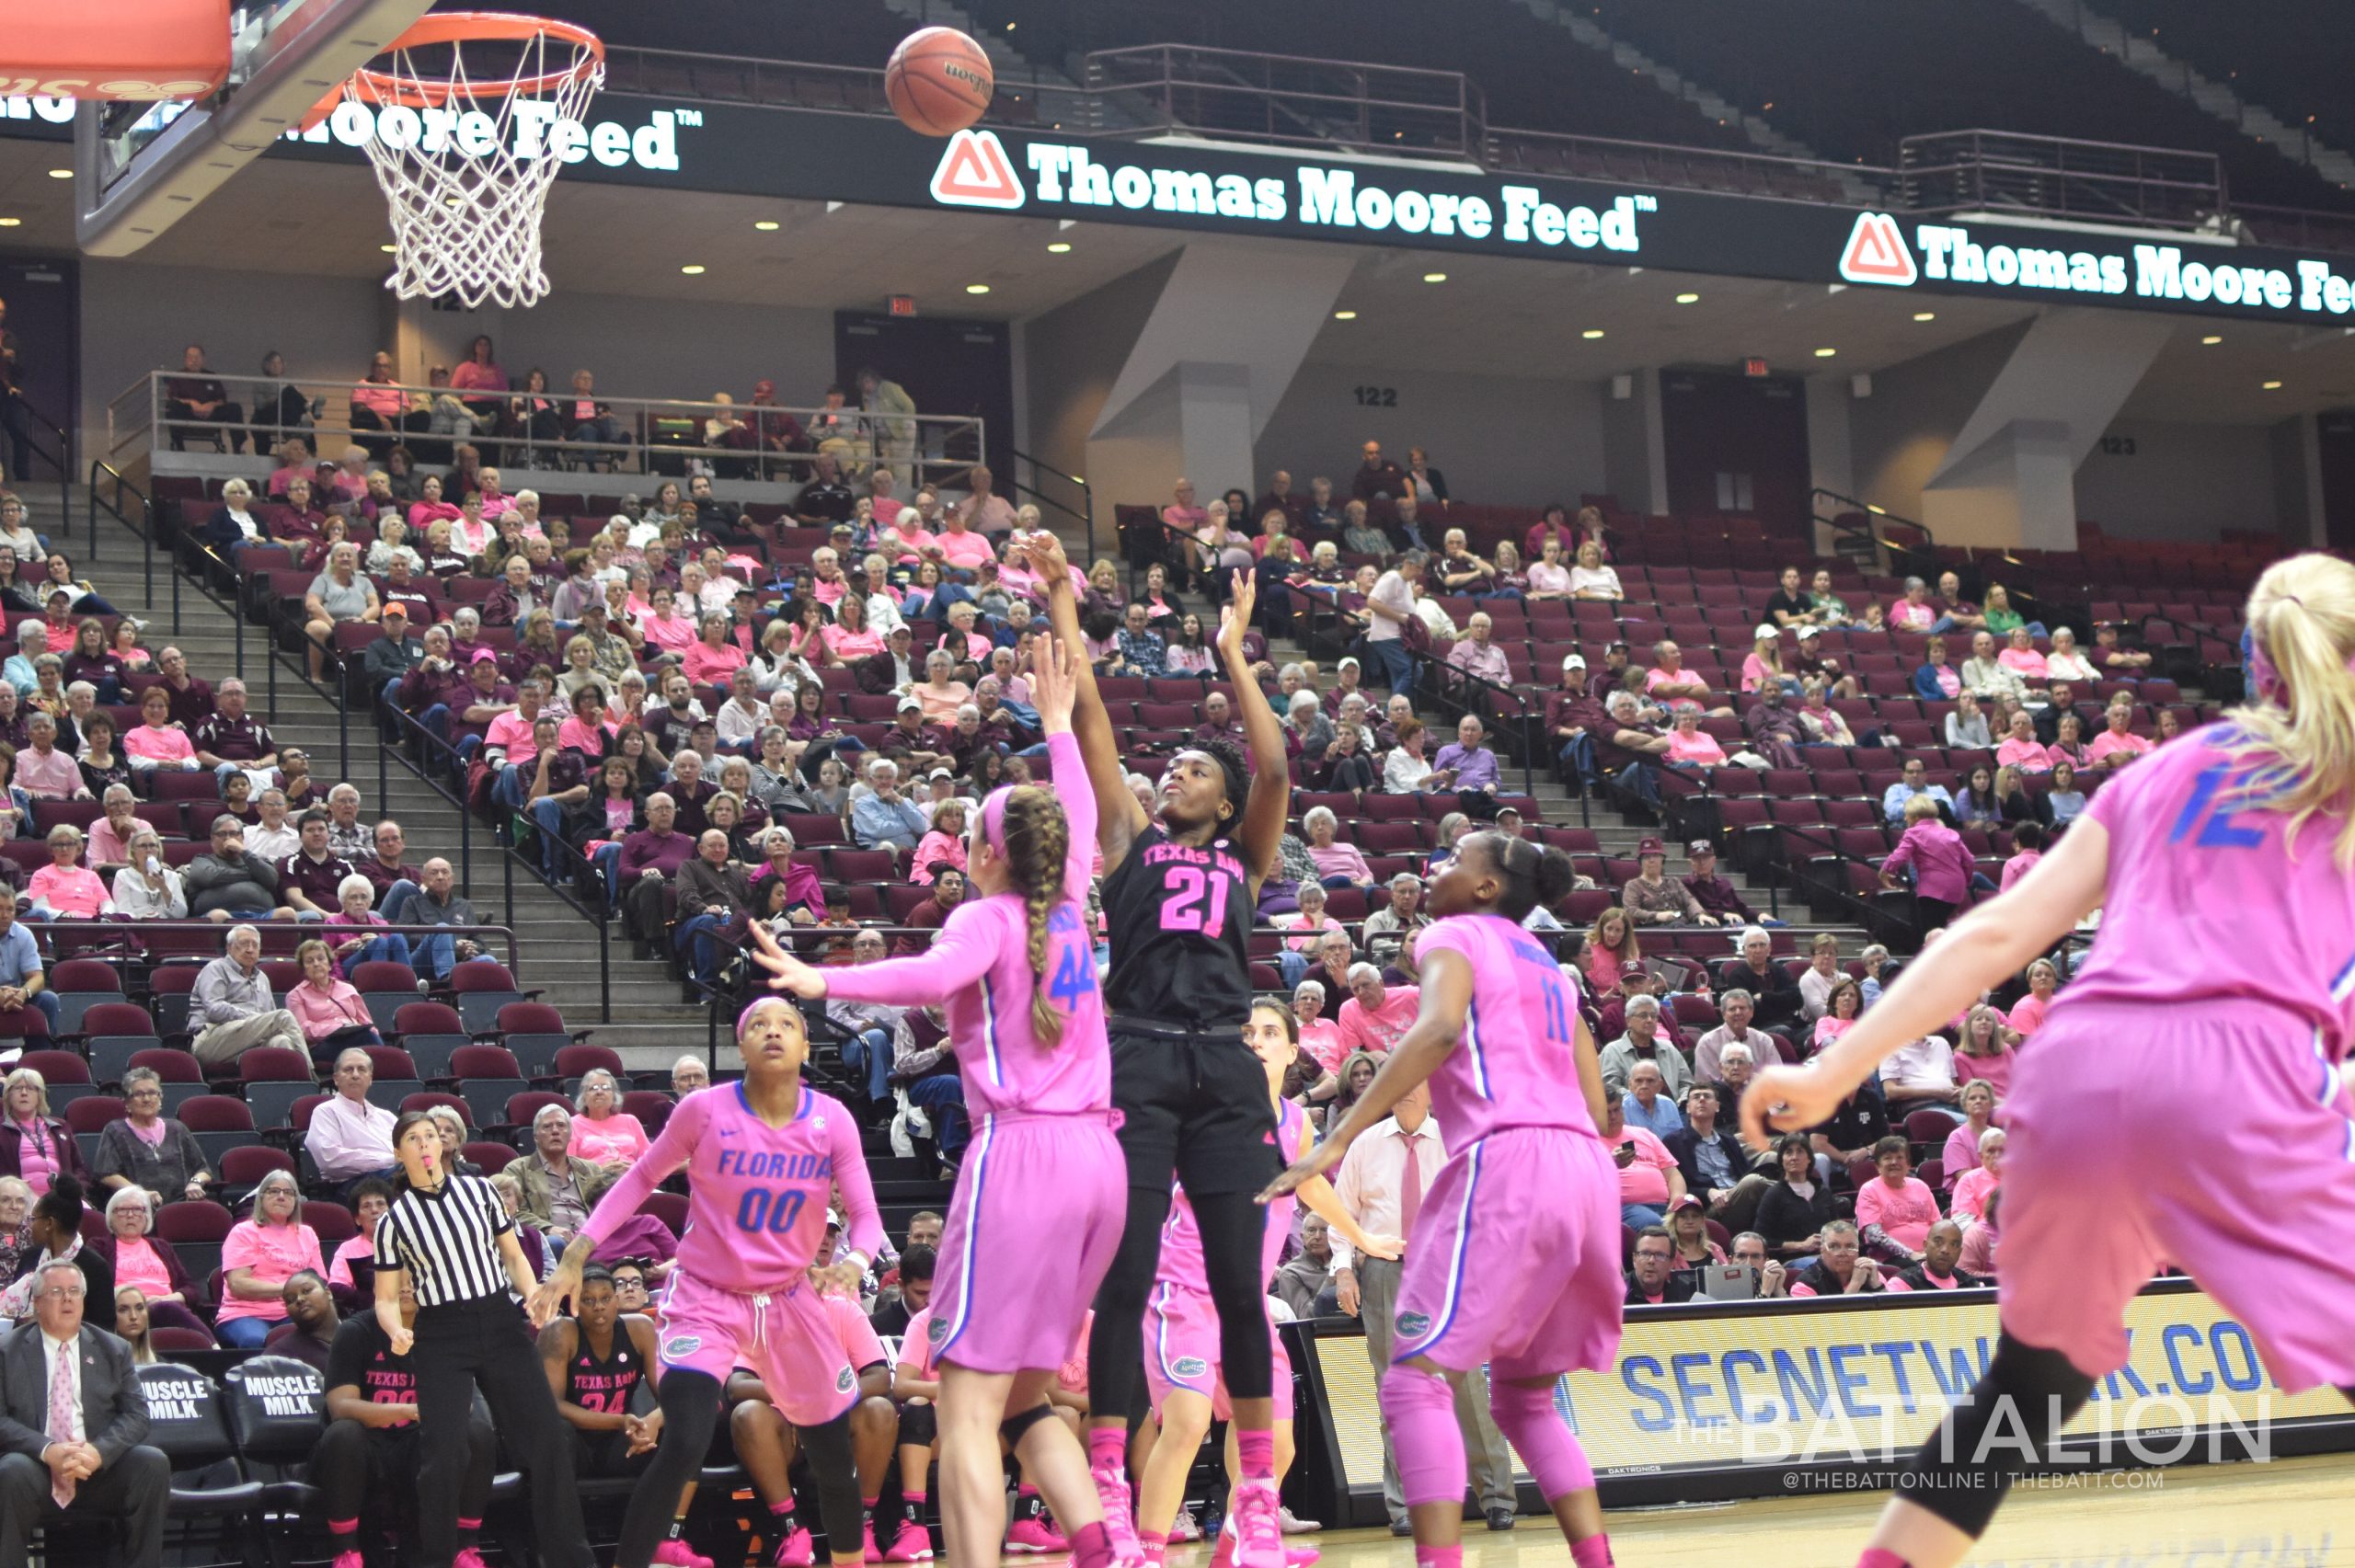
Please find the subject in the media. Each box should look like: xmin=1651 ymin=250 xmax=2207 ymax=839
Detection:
xmin=307 ymin=11 xmax=603 ymax=310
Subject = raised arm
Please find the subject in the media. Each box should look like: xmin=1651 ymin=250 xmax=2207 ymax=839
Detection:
xmin=1028 ymin=530 xmax=1147 ymax=868
xmin=1744 ymin=820 xmax=2110 ymax=1145
xmin=1024 ymin=644 xmax=1096 ymax=899
xmin=1217 ymin=570 xmax=1289 ymax=885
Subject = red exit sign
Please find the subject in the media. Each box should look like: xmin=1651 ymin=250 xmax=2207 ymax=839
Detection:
xmin=1742 ymin=357 xmax=1770 ymax=378
xmin=888 ymin=294 xmax=918 ymax=317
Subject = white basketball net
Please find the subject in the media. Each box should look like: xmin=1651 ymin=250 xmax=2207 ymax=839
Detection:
xmin=346 ymin=24 xmax=603 ymax=310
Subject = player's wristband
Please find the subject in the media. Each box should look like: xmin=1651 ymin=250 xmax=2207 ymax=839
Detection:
xmin=839 ymin=1249 xmax=869 ymax=1276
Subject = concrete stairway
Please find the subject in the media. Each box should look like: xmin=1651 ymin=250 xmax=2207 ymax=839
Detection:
xmin=75 ymin=487 xmax=723 ymax=1074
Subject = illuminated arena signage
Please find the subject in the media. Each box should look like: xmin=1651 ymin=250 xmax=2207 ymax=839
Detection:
xmin=16 ymin=93 xmax=2355 ymax=325
xmin=1012 ymin=138 xmax=1652 ymax=255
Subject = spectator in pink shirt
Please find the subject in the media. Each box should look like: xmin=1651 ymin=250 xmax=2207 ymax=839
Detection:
xmin=13 ymin=713 xmax=83 ymax=799
xmin=1664 ymin=708 xmax=1728 ymax=768
xmin=1890 ymin=577 xmax=1937 ymax=632
xmin=1302 ymin=806 xmax=1377 ymax=893
xmin=2086 ymin=697 xmax=2154 ymax=770
xmin=1949 ymin=1128 xmax=2004 ymax=1223
xmin=681 ymin=612 xmax=749 ymax=686
xmin=1958 ymin=1189 xmax=2001 ymax=1278
xmin=1443 ymin=611 xmax=1512 ymax=692
xmin=1855 ymin=1135 xmax=1941 ymax=1262
xmin=1642 ymin=639 xmax=1725 ymax=715
xmin=1292 ymin=981 xmax=1345 ymax=1073
xmin=213 ymin=1168 xmax=325 ymax=1346
xmin=1995 ymin=625 xmax=2048 ymax=683
xmin=1940 ymin=1081 xmax=2001 ymax=1188
xmin=1879 ymin=793 xmax=1977 ymax=929
xmin=1952 ymin=1003 xmax=2018 ymax=1098
xmin=567 ymin=1068 xmax=649 ymax=1169
xmin=1994 ymin=711 xmax=2052 ymax=773
xmin=2005 ymin=957 xmax=2060 ymax=1036
xmin=24 ymin=825 xmax=113 ymax=920
xmin=1997 ymin=819 xmax=2044 ymax=891
xmin=124 ymin=685 xmax=199 ymax=776
xmin=1335 ymin=964 xmax=1419 ymax=1058
xmin=1603 ymin=1096 xmax=1684 ymax=1228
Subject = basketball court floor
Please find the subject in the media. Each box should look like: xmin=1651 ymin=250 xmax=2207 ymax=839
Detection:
xmin=1217 ymin=1456 xmax=2354 ymax=1568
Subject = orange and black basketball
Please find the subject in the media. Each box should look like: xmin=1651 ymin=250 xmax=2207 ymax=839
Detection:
xmin=884 ymin=27 xmax=995 ymax=137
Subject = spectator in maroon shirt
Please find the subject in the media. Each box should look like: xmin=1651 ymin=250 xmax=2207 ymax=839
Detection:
xmin=1681 ymin=840 xmax=1757 ymax=925
xmin=1544 ymin=654 xmax=1608 ymax=784
xmin=1348 ymin=440 xmax=1406 ymax=503
xmin=193 ymin=677 xmax=279 ymax=786
xmin=154 ymin=646 xmax=215 ymax=729
xmin=278 ymin=809 xmax=355 ymax=919
xmin=616 ymin=792 xmax=694 ymax=944
xmin=357 ymin=819 xmax=422 ymax=909
xmin=892 ymin=867 xmax=964 ymax=956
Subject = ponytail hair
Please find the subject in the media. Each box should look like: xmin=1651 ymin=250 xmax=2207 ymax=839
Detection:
xmin=1470 ymin=830 xmax=1579 ymax=921
xmin=996 ymin=785 xmax=1073 ymax=1047
xmin=2224 ymin=553 xmax=2355 ymax=868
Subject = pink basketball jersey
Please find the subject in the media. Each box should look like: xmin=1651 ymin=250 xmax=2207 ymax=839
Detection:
xmin=822 ymin=730 xmax=1110 ymax=1117
xmin=1417 ymin=913 xmax=1603 ymax=1146
xmin=581 ymin=1082 xmax=883 ymax=1295
xmin=2063 ymin=725 xmax=2355 ymax=1059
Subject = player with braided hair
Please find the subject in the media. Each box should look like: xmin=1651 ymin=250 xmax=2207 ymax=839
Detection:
xmin=1268 ymin=830 xmax=1624 ymax=1568
xmin=750 ymin=638 xmax=1126 ymax=1568
xmin=1030 ymin=530 xmax=1296 ymax=1568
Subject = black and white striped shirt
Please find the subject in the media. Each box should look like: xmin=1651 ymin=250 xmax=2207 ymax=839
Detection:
xmin=373 ymin=1173 xmax=514 ymax=1308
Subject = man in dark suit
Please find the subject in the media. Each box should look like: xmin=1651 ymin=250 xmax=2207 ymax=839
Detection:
xmin=854 ymin=624 xmax=918 ymax=696
xmin=0 ymin=1258 xmax=169 ymax=1568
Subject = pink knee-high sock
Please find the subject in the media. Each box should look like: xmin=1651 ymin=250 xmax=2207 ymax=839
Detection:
xmin=1087 ymin=1426 xmax=1127 ymax=1474
xmin=1235 ymin=1428 xmax=1275 ymax=1483
xmin=1569 ymin=1536 xmax=1614 ymax=1568
xmin=1379 ymin=1365 xmax=1466 ymax=1511
xmin=1487 ymin=1379 xmax=1596 ymax=1502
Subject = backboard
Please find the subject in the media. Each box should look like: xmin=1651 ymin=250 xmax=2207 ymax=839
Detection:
xmin=73 ymin=0 xmax=434 ymax=256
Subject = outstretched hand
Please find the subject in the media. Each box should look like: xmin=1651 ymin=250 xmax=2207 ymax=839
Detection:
xmin=1258 ymin=1132 xmax=1344 ymax=1203
xmin=748 ymin=921 xmax=830 ymax=999
xmin=1028 ymin=635 xmax=1077 ymax=732
xmin=1219 ymin=570 xmax=1257 ymax=652
xmin=1739 ymin=1062 xmax=1844 ymax=1146
xmin=525 ymin=1266 xmax=579 ymax=1330
xmin=1026 ymin=530 xmax=1072 ymax=584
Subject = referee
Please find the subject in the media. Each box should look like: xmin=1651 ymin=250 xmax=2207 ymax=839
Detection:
xmin=375 ymin=1110 xmax=593 ymax=1568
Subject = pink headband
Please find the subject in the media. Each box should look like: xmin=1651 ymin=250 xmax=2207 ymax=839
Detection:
xmin=737 ymin=996 xmax=795 ymax=1037
xmin=979 ymin=784 xmax=1018 ymax=856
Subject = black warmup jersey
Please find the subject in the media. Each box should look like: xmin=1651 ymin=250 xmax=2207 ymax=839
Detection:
xmin=564 ymin=1322 xmax=645 ymax=1415
xmin=326 ymin=1315 xmax=419 ymax=1427
xmin=1101 ymin=824 xmax=1254 ymax=1029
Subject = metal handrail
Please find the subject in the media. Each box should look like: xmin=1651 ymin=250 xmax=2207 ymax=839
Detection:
xmin=123 ymin=372 xmax=987 ymax=492
xmin=20 ymin=918 xmax=523 ymax=976
xmin=86 ymin=461 xmax=153 ymax=612
xmin=1005 ymin=444 xmax=1094 ymax=563
xmin=5 ymin=389 xmax=74 ymax=539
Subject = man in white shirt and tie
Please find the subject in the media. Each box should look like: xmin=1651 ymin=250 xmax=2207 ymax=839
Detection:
xmin=0 ymin=1258 xmax=169 ymax=1568
xmin=1327 ymin=1082 xmax=1518 ymax=1535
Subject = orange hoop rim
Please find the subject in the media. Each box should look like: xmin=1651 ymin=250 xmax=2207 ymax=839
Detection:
xmin=304 ymin=11 xmax=603 ymax=125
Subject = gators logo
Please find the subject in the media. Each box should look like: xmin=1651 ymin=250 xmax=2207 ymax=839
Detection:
xmin=661 ymin=1334 xmax=704 ymax=1361
xmin=1396 ymin=1311 xmax=1432 ymax=1339
xmin=1170 ymin=1356 xmax=1210 ymax=1379
xmin=928 ymin=1315 xmax=951 ymax=1344
xmin=837 ymin=1365 xmax=856 ymax=1393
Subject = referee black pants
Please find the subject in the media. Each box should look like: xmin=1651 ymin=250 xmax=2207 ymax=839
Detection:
xmin=413 ymin=1295 xmax=593 ymax=1568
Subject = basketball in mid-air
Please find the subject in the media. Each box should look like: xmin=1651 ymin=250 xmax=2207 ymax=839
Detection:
xmin=885 ymin=27 xmax=994 ymax=136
